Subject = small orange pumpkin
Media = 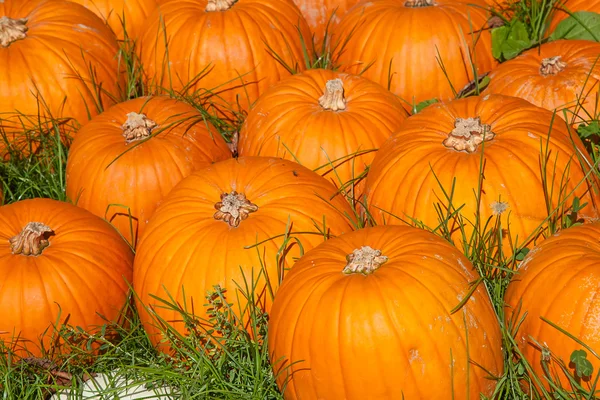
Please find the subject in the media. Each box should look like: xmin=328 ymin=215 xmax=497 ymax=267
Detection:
xmin=365 ymin=94 xmax=600 ymax=256
xmin=0 ymin=198 xmax=134 ymax=357
xmin=138 ymin=0 xmax=313 ymax=114
xmin=329 ymin=0 xmax=497 ymax=110
xmin=68 ymin=0 xmax=159 ymax=41
xmin=268 ymin=225 xmax=503 ymax=399
xmin=483 ymin=40 xmax=600 ymax=127
xmin=504 ymin=222 xmax=600 ymax=393
xmin=238 ymin=68 xmax=409 ymax=194
xmin=133 ymin=156 xmax=356 ymax=353
xmin=0 ymin=0 xmax=125 ymax=155
xmin=65 ymin=96 xmax=232 ymax=247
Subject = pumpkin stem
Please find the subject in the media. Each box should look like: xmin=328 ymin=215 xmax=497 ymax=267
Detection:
xmin=213 ymin=191 xmax=259 ymax=227
xmin=442 ymin=117 xmax=495 ymax=153
xmin=319 ymin=79 xmax=347 ymax=111
xmin=122 ymin=112 xmax=158 ymax=143
xmin=540 ymin=56 xmax=567 ymax=76
xmin=404 ymin=0 xmax=435 ymax=7
xmin=0 ymin=16 xmax=28 ymax=48
xmin=206 ymin=0 xmax=237 ymax=11
xmin=342 ymin=246 xmax=388 ymax=276
xmin=9 ymin=222 xmax=55 ymax=256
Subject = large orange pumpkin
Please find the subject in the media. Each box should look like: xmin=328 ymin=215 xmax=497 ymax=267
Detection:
xmin=0 ymin=198 xmax=134 ymax=357
xmin=329 ymin=0 xmax=497 ymax=110
xmin=548 ymin=0 xmax=600 ymax=35
xmin=238 ymin=69 xmax=409 ymax=195
xmin=483 ymin=40 xmax=600 ymax=127
xmin=68 ymin=0 xmax=159 ymax=41
xmin=133 ymin=156 xmax=356 ymax=352
xmin=504 ymin=222 xmax=600 ymax=393
xmin=138 ymin=0 xmax=313 ymax=114
xmin=365 ymin=94 xmax=600 ymax=256
xmin=268 ymin=225 xmax=503 ymax=399
xmin=65 ymin=96 xmax=232 ymax=248
xmin=0 ymin=0 xmax=125 ymax=155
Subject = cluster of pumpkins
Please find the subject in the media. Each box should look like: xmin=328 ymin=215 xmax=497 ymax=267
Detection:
xmin=1 ymin=0 xmax=600 ymax=398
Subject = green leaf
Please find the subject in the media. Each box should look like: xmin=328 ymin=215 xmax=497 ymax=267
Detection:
xmin=550 ymin=11 xmax=600 ymax=42
xmin=570 ymin=349 xmax=594 ymax=378
xmin=413 ymin=98 xmax=439 ymax=114
xmin=577 ymin=121 xmax=600 ymax=139
xmin=491 ymin=21 xmax=532 ymax=61
xmin=515 ymin=247 xmax=530 ymax=261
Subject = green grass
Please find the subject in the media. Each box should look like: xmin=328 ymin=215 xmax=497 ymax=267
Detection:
xmin=2 ymin=4 xmax=600 ymax=400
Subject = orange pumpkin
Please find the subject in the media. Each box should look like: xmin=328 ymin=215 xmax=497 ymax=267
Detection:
xmin=0 ymin=198 xmax=134 ymax=357
xmin=268 ymin=225 xmax=503 ymax=399
xmin=365 ymin=94 xmax=600 ymax=256
xmin=483 ymin=40 xmax=600 ymax=127
xmin=548 ymin=0 xmax=600 ymax=35
xmin=0 ymin=0 xmax=125 ymax=155
xmin=68 ymin=0 xmax=159 ymax=41
xmin=329 ymin=0 xmax=497 ymax=110
xmin=138 ymin=0 xmax=313 ymax=114
xmin=504 ymin=222 xmax=600 ymax=392
xmin=65 ymin=96 xmax=232 ymax=248
xmin=238 ymin=69 xmax=409 ymax=195
xmin=133 ymin=156 xmax=356 ymax=353
xmin=292 ymin=0 xmax=360 ymax=51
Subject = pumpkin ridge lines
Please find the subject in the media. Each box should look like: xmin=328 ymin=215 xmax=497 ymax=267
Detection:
xmin=232 ymin=7 xmax=260 ymax=100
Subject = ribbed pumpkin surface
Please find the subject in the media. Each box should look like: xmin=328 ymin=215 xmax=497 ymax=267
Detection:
xmin=0 ymin=198 xmax=134 ymax=357
xmin=484 ymin=40 xmax=600 ymax=127
xmin=65 ymin=96 xmax=232 ymax=247
xmin=238 ymin=68 xmax=409 ymax=192
xmin=138 ymin=0 xmax=313 ymax=113
xmin=330 ymin=0 xmax=497 ymax=109
xmin=365 ymin=94 xmax=600 ymax=255
xmin=268 ymin=225 xmax=503 ymax=399
xmin=133 ymin=156 xmax=356 ymax=352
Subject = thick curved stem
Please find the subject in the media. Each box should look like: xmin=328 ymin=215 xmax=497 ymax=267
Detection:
xmin=9 ymin=222 xmax=55 ymax=256
xmin=0 ymin=17 xmax=28 ymax=48
xmin=214 ymin=191 xmax=259 ymax=227
xmin=342 ymin=246 xmax=388 ymax=275
xmin=442 ymin=117 xmax=495 ymax=153
xmin=319 ymin=79 xmax=347 ymax=111
xmin=121 ymin=112 xmax=158 ymax=143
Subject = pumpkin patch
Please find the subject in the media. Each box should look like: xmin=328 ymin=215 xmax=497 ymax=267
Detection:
xmin=3 ymin=0 xmax=600 ymax=397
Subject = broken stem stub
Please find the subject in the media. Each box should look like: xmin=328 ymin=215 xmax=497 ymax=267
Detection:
xmin=9 ymin=222 xmax=55 ymax=256
xmin=121 ymin=112 xmax=158 ymax=143
xmin=213 ymin=191 xmax=259 ymax=227
xmin=442 ymin=117 xmax=495 ymax=153
xmin=0 ymin=16 xmax=28 ymax=48
xmin=206 ymin=0 xmax=238 ymax=12
xmin=342 ymin=246 xmax=388 ymax=275
xmin=540 ymin=56 xmax=567 ymax=76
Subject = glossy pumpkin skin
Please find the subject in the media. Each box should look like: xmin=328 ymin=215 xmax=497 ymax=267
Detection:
xmin=138 ymin=0 xmax=313 ymax=114
xmin=292 ymin=0 xmax=360 ymax=50
xmin=329 ymin=0 xmax=497 ymax=110
xmin=65 ymin=96 xmax=232 ymax=248
xmin=0 ymin=198 xmax=134 ymax=357
xmin=365 ymin=94 xmax=600 ymax=255
xmin=68 ymin=0 xmax=159 ymax=41
xmin=238 ymin=69 xmax=409 ymax=193
xmin=268 ymin=225 xmax=503 ymax=399
xmin=504 ymin=222 xmax=600 ymax=392
xmin=548 ymin=0 xmax=600 ymax=34
xmin=0 ymin=0 xmax=124 ymax=151
xmin=483 ymin=40 xmax=600 ymax=127
xmin=133 ymin=156 xmax=356 ymax=352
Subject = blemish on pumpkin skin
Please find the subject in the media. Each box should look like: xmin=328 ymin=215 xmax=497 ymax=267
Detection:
xmin=408 ymin=348 xmax=426 ymax=375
